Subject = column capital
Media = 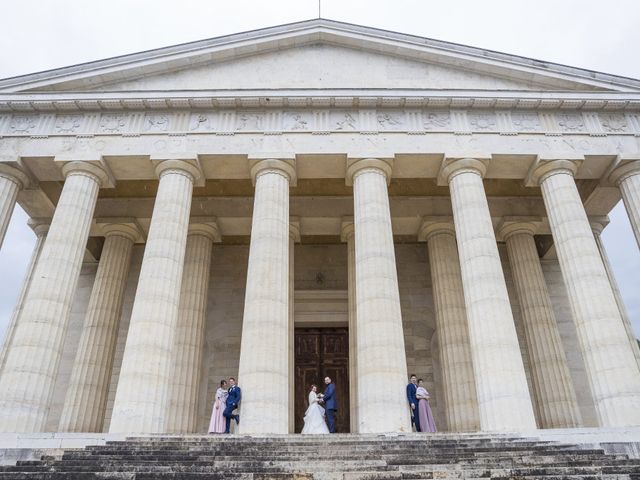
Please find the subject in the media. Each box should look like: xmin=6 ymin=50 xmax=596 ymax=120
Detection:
xmin=27 ymin=218 xmax=50 ymax=237
xmin=528 ymin=158 xmax=582 ymax=186
xmin=340 ymin=216 xmax=354 ymax=242
xmin=0 ymin=163 xmax=30 ymax=189
xmin=438 ymin=157 xmax=489 ymax=186
xmin=588 ymin=215 xmax=610 ymax=236
xmin=249 ymin=155 xmax=297 ymax=187
xmin=496 ymin=217 xmax=542 ymax=242
xmin=188 ymin=216 xmax=222 ymax=243
xmin=95 ymin=218 xmax=145 ymax=243
xmin=289 ymin=217 xmax=301 ymax=243
xmin=104 ymin=223 xmax=145 ymax=244
xmin=153 ymin=158 xmax=204 ymax=186
xmin=608 ymin=157 xmax=640 ymax=185
xmin=417 ymin=216 xmax=455 ymax=242
xmin=345 ymin=158 xmax=393 ymax=186
xmin=61 ymin=161 xmax=113 ymax=188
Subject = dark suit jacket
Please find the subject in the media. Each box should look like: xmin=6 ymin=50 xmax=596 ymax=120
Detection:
xmin=323 ymin=383 xmax=337 ymax=410
xmin=227 ymin=385 xmax=241 ymax=407
xmin=406 ymin=383 xmax=418 ymax=406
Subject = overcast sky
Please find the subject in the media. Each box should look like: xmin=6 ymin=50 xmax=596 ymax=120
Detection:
xmin=0 ymin=0 xmax=638 ymax=341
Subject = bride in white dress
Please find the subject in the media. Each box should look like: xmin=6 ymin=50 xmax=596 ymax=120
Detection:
xmin=301 ymin=384 xmax=330 ymax=434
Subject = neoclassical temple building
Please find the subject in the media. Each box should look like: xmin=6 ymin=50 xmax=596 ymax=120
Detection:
xmin=0 ymin=20 xmax=639 ymax=436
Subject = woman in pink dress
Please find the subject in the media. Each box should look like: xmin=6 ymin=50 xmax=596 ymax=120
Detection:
xmin=416 ymin=379 xmax=437 ymax=433
xmin=208 ymin=380 xmax=228 ymax=433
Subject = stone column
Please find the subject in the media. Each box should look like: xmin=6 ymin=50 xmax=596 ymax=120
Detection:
xmin=498 ymin=219 xmax=582 ymax=429
xmin=533 ymin=160 xmax=640 ymax=427
xmin=0 ymin=161 xmax=108 ymax=433
xmin=590 ymin=217 xmax=640 ymax=373
xmin=0 ymin=219 xmax=49 ymax=377
xmin=341 ymin=218 xmax=358 ymax=433
xmin=418 ymin=218 xmax=480 ymax=432
xmin=288 ymin=219 xmax=300 ymax=433
xmin=237 ymin=157 xmax=295 ymax=434
xmin=440 ymin=157 xmax=536 ymax=431
xmin=109 ymin=159 xmax=201 ymax=434
xmin=59 ymin=222 xmax=141 ymax=432
xmin=166 ymin=221 xmax=220 ymax=434
xmin=346 ymin=158 xmax=410 ymax=433
xmin=0 ymin=164 xmax=29 ymax=251
xmin=609 ymin=159 xmax=640 ymax=249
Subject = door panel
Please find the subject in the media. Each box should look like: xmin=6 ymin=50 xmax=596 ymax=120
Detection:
xmin=294 ymin=327 xmax=350 ymax=433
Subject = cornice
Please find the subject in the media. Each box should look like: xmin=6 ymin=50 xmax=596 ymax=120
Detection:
xmin=1 ymin=90 xmax=640 ymax=113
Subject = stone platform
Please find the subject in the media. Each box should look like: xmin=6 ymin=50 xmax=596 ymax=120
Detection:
xmin=1 ymin=432 xmax=640 ymax=479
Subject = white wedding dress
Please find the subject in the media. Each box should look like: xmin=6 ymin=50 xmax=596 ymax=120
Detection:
xmin=301 ymin=391 xmax=330 ymax=434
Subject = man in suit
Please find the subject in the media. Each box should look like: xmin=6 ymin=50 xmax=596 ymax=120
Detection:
xmin=224 ymin=377 xmax=241 ymax=434
xmin=322 ymin=376 xmax=337 ymax=433
xmin=406 ymin=374 xmax=421 ymax=432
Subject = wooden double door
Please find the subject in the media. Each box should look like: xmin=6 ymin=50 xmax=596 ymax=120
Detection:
xmin=294 ymin=327 xmax=350 ymax=433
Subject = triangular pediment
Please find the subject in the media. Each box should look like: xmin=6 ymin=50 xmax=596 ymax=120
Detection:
xmin=1 ymin=19 xmax=639 ymax=94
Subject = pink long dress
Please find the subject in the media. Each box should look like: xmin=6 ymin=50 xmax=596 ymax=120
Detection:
xmin=416 ymin=386 xmax=437 ymax=433
xmin=208 ymin=387 xmax=228 ymax=433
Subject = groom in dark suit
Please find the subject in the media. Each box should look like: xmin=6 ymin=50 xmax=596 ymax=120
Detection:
xmin=322 ymin=376 xmax=337 ymax=433
xmin=224 ymin=377 xmax=241 ymax=434
xmin=406 ymin=374 xmax=421 ymax=432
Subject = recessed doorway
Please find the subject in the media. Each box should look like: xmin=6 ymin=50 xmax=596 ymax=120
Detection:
xmin=294 ymin=327 xmax=350 ymax=433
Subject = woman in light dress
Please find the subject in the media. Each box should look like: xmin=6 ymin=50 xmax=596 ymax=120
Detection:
xmin=301 ymin=384 xmax=330 ymax=434
xmin=208 ymin=379 xmax=228 ymax=434
xmin=416 ymin=379 xmax=437 ymax=433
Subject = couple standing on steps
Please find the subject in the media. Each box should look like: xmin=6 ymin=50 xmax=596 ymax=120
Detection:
xmin=407 ymin=374 xmax=437 ymax=433
xmin=208 ymin=377 xmax=241 ymax=434
xmin=301 ymin=376 xmax=337 ymax=434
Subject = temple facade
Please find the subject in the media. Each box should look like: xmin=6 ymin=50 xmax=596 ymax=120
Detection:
xmin=0 ymin=19 xmax=639 ymax=435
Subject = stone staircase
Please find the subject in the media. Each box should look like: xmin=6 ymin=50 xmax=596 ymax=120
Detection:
xmin=1 ymin=433 xmax=639 ymax=479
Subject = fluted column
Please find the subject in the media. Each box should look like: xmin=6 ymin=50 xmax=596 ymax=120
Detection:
xmin=440 ymin=157 xmax=536 ymax=431
xmin=166 ymin=221 xmax=219 ymax=433
xmin=0 ymin=219 xmax=49 ymax=377
xmin=288 ymin=219 xmax=300 ymax=433
xmin=418 ymin=218 xmax=479 ymax=432
xmin=59 ymin=222 xmax=140 ymax=432
xmin=109 ymin=159 xmax=201 ymax=433
xmin=590 ymin=217 xmax=640 ymax=373
xmin=609 ymin=159 xmax=640 ymax=249
xmin=237 ymin=157 xmax=296 ymax=434
xmin=0 ymin=164 xmax=29 ymax=251
xmin=0 ymin=161 xmax=108 ymax=433
xmin=341 ymin=218 xmax=358 ymax=433
xmin=533 ymin=160 xmax=640 ymax=427
xmin=346 ymin=158 xmax=410 ymax=433
xmin=498 ymin=220 xmax=582 ymax=428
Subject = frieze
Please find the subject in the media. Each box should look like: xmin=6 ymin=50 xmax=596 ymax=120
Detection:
xmin=1 ymin=109 xmax=639 ymax=138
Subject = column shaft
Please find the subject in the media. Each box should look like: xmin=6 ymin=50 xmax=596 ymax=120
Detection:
xmin=503 ymin=227 xmax=582 ymax=428
xmin=166 ymin=228 xmax=214 ymax=433
xmin=445 ymin=160 xmax=536 ymax=431
xmin=349 ymin=159 xmax=410 ymax=433
xmin=0 ymin=163 xmax=104 ymax=432
xmin=344 ymin=224 xmax=359 ymax=433
xmin=0 ymin=175 xmax=20 ymax=250
xmin=538 ymin=164 xmax=640 ymax=426
xmin=288 ymin=221 xmax=299 ymax=433
xmin=592 ymin=226 xmax=640 ymax=372
xmin=424 ymin=226 xmax=479 ymax=432
xmin=619 ymin=172 xmax=640 ymax=248
xmin=59 ymin=228 xmax=135 ymax=432
xmin=0 ymin=222 xmax=48 ymax=377
xmin=237 ymin=161 xmax=292 ymax=434
xmin=109 ymin=165 xmax=195 ymax=433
